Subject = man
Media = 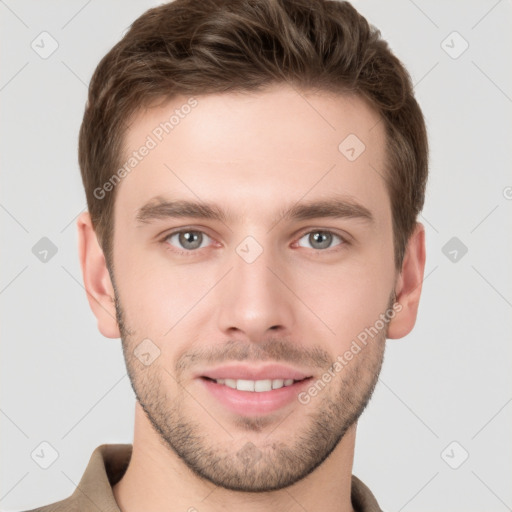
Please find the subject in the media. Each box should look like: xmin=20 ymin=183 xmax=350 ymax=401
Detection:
xmin=24 ymin=0 xmax=427 ymax=510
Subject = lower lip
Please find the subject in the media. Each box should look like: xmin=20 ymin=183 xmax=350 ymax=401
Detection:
xmin=199 ymin=377 xmax=312 ymax=416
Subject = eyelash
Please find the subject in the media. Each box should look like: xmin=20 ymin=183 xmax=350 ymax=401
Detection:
xmin=159 ymin=227 xmax=350 ymax=257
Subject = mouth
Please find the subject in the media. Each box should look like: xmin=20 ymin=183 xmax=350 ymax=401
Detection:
xmin=201 ymin=376 xmax=310 ymax=392
xmin=197 ymin=374 xmax=314 ymax=416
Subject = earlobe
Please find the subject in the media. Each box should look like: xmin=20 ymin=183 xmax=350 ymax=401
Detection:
xmin=76 ymin=212 xmax=121 ymax=339
xmin=387 ymin=222 xmax=426 ymax=340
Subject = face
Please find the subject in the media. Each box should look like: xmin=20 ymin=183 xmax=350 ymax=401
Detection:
xmin=110 ymin=85 xmax=398 ymax=491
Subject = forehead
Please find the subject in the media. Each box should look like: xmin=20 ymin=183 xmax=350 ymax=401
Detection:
xmin=115 ymin=85 xmax=389 ymax=227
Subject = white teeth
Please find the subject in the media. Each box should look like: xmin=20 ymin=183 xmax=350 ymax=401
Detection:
xmin=213 ymin=378 xmax=298 ymax=392
xmin=272 ymin=379 xmax=284 ymax=390
xmin=255 ymin=380 xmax=272 ymax=392
xmin=224 ymin=379 xmax=237 ymax=389
xmin=236 ymin=379 xmax=255 ymax=392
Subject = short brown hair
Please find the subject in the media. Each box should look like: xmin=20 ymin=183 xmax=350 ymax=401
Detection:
xmin=79 ymin=0 xmax=428 ymax=271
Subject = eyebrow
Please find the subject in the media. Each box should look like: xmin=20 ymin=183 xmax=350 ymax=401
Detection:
xmin=135 ymin=195 xmax=375 ymax=226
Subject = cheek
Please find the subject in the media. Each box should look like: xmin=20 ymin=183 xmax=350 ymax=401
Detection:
xmin=294 ymin=253 xmax=394 ymax=345
xmin=114 ymin=243 xmax=219 ymax=336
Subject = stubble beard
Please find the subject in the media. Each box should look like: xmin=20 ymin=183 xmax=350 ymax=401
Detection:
xmin=113 ymin=287 xmax=388 ymax=492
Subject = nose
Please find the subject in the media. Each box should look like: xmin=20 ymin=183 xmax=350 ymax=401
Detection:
xmin=216 ymin=239 xmax=296 ymax=342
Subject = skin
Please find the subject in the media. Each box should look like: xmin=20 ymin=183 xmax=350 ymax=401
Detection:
xmin=77 ymin=84 xmax=425 ymax=512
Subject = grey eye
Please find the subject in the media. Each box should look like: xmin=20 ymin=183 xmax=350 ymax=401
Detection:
xmin=297 ymin=231 xmax=342 ymax=250
xmin=167 ymin=230 xmax=211 ymax=250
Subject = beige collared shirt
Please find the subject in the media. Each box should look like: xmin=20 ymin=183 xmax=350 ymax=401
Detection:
xmin=22 ymin=444 xmax=383 ymax=512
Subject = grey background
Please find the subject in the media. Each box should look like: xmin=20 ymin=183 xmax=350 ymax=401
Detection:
xmin=1 ymin=1 xmax=511 ymax=511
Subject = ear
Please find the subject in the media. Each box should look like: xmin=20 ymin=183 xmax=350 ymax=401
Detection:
xmin=387 ymin=222 xmax=426 ymax=339
xmin=76 ymin=211 xmax=120 ymax=339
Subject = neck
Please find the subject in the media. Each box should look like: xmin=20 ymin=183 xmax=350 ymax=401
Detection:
xmin=113 ymin=402 xmax=357 ymax=512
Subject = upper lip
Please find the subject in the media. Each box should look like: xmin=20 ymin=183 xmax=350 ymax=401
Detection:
xmin=196 ymin=363 xmax=312 ymax=381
